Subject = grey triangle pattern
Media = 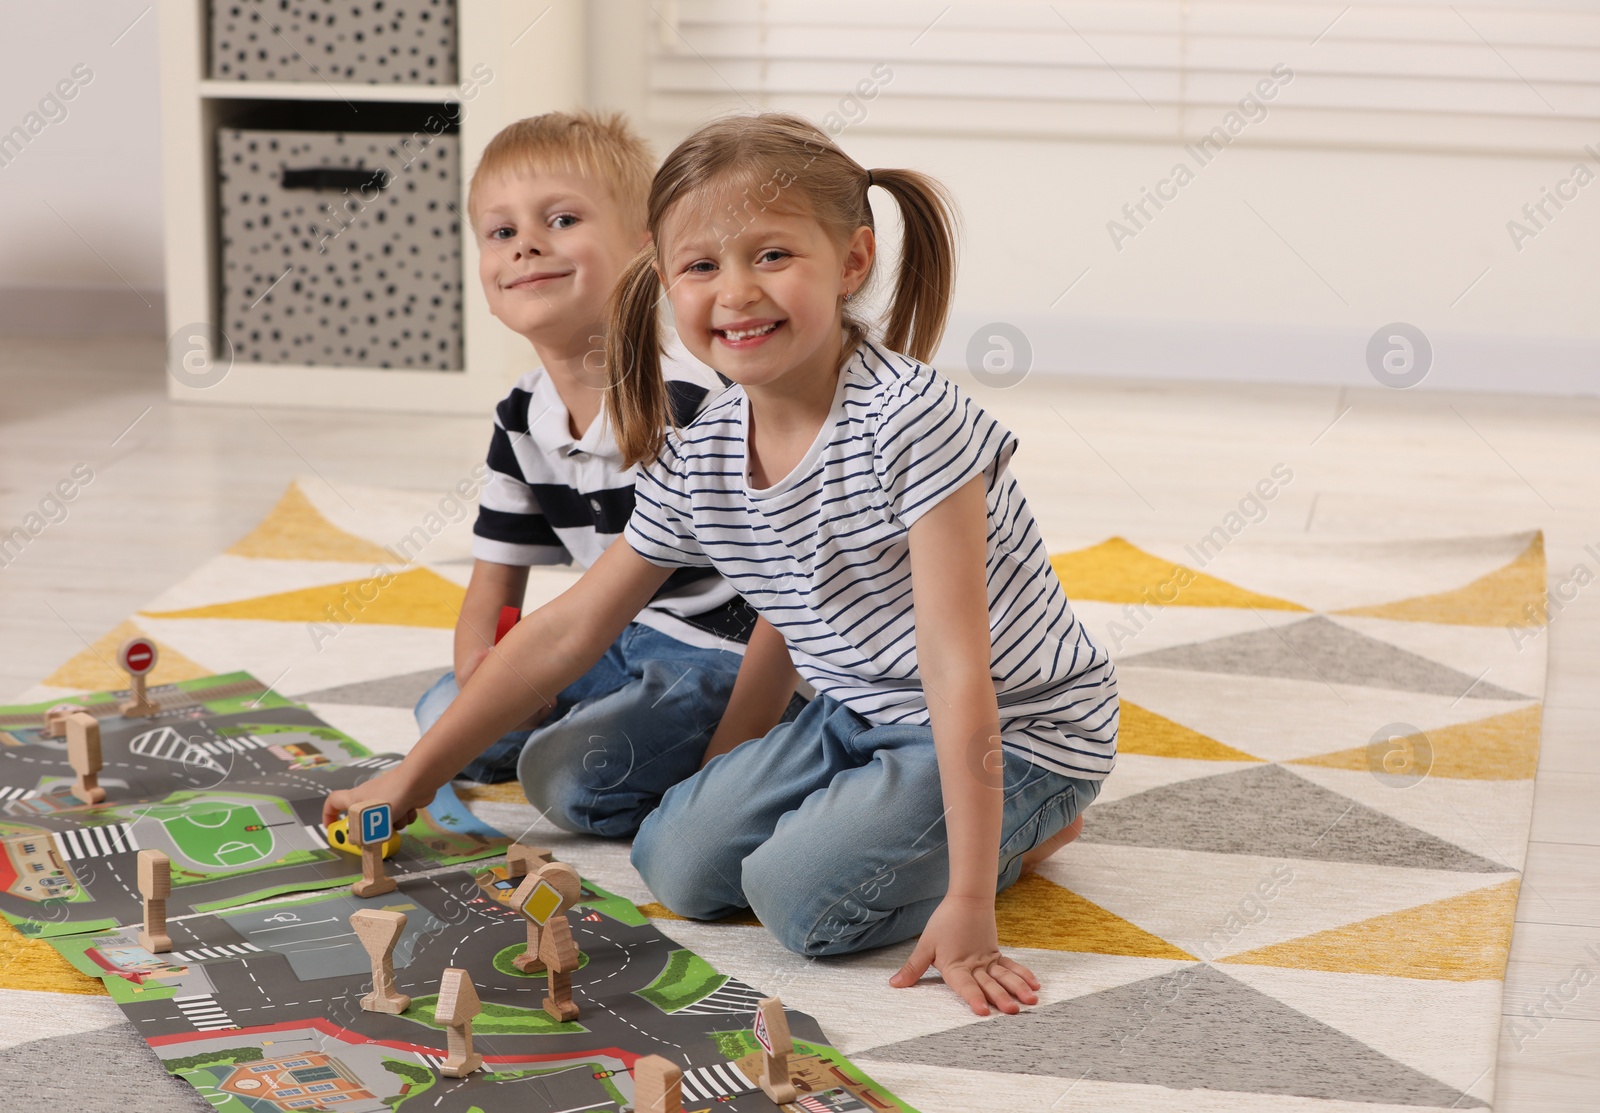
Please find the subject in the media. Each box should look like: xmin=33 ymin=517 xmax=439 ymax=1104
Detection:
xmin=291 ymin=667 xmax=449 ymax=709
xmin=859 ymin=964 xmax=1486 ymax=1108
xmin=1079 ymin=764 xmax=1508 ymax=872
xmin=1118 ymin=616 xmax=1527 ymax=700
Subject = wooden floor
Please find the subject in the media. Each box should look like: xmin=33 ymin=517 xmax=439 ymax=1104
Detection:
xmin=1 ymin=333 xmax=1595 ymax=1110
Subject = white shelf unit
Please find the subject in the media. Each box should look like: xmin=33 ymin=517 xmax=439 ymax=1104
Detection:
xmin=158 ymin=0 xmax=585 ymax=413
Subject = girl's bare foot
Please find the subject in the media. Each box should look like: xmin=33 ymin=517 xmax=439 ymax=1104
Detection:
xmin=1020 ymin=814 xmax=1084 ymax=873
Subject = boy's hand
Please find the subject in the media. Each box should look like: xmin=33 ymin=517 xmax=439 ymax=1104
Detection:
xmin=888 ymin=894 xmax=1041 ymax=1016
xmin=457 ymin=645 xmax=492 ymax=689
xmin=321 ymin=767 xmax=430 ymax=830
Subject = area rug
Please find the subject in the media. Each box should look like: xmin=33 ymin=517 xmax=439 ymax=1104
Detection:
xmin=0 ymin=477 xmax=1547 ymax=1111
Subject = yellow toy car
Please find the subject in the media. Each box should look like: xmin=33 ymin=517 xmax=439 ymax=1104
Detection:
xmin=325 ymin=815 xmax=402 ymax=858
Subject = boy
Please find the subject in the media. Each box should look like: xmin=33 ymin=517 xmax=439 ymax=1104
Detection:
xmin=405 ymin=111 xmax=796 ymax=836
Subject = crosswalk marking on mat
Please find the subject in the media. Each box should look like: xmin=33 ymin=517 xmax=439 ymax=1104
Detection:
xmin=348 ymin=756 xmax=401 ymax=770
xmin=0 ymin=786 xmax=38 ymax=802
xmin=675 ymin=978 xmax=769 ymax=1016
xmin=52 ymin=822 xmax=139 ymax=860
xmin=303 ymin=823 xmax=330 ymax=849
xmin=167 ymin=942 xmax=263 ymax=963
xmin=193 ymin=733 xmax=273 ymax=755
xmin=174 ymin=993 xmax=239 ymax=1032
xmin=679 ymin=1061 xmax=757 ymax=1101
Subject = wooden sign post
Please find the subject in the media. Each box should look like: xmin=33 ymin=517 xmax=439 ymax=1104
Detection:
xmin=436 ymin=967 xmax=484 ymax=1077
xmin=117 ymin=637 xmax=160 ymax=718
xmin=351 ymin=908 xmax=410 ymax=1014
xmin=509 ymin=860 xmax=579 ymax=975
xmin=137 ymin=849 xmax=172 ymax=952
xmin=41 ymin=704 xmax=77 ymax=738
xmin=510 ymin=861 xmax=582 ymax=1022
xmin=349 ymin=802 xmax=397 ymax=897
xmin=754 ymin=996 xmax=797 ymax=1103
xmin=65 ymin=711 xmax=106 ymax=805
xmin=505 ymin=841 xmax=552 ymax=882
xmin=632 ymin=1055 xmax=683 ymax=1113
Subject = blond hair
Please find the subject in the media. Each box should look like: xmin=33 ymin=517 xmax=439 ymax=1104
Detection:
xmin=466 ymin=110 xmax=654 ymax=232
xmin=606 ymin=113 xmax=958 ymax=468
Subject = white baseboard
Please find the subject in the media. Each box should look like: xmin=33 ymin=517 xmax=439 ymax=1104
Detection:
xmin=0 ymin=286 xmax=165 ymax=337
xmin=934 ymin=312 xmax=1599 ymax=397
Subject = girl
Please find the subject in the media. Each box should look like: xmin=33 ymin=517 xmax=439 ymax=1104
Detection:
xmin=328 ymin=113 xmax=1117 ymax=1017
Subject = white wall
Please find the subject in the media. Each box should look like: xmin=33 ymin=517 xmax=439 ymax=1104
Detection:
xmin=871 ymin=132 xmax=1598 ymax=394
xmin=591 ymin=0 xmax=1600 ymax=395
xmin=2 ymin=1 xmax=1595 ymax=395
xmin=0 ymin=1 xmax=165 ymax=331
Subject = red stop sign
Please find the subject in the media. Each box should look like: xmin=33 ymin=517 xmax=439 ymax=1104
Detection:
xmin=119 ymin=638 xmax=158 ymax=675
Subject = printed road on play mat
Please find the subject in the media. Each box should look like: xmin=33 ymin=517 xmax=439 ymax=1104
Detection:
xmin=52 ymin=864 xmax=904 ymax=1113
xmin=0 ymin=673 xmax=508 ymax=938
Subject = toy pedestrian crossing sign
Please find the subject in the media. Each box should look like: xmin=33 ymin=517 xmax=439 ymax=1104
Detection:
xmin=518 ymin=878 xmax=564 ymax=925
xmin=355 ymin=803 xmax=392 ymax=846
xmin=754 ymin=997 xmax=796 ymax=1101
xmin=753 ymin=1002 xmax=773 ymax=1054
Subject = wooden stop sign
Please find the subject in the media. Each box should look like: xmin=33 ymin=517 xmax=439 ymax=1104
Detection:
xmin=118 ymin=637 xmax=158 ymax=675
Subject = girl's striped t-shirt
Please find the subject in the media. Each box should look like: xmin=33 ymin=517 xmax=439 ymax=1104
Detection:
xmin=624 ymin=341 xmax=1118 ymax=778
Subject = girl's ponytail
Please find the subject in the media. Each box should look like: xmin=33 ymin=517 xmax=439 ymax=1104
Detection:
xmin=859 ymin=168 xmax=957 ymax=364
xmin=605 ymin=246 xmax=669 ymax=469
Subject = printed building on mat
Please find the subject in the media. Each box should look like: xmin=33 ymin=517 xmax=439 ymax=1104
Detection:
xmin=218 ymin=1051 xmax=377 ymax=1110
xmin=0 ymin=832 xmax=74 ymax=899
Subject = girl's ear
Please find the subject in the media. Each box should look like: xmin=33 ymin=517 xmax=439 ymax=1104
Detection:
xmin=842 ymin=225 xmax=876 ymax=296
xmin=642 ymin=232 xmax=666 ymax=287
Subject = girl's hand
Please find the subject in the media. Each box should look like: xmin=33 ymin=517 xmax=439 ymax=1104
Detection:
xmin=321 ymin=767 xmax=429 ymax=830
xmin=459 ymin=647 xmax=552 ymax=732
xmin=888 ymin=894 xmax=1041 ymax=1016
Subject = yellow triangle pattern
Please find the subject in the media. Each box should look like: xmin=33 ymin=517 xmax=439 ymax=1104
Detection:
xmin=1292 ymin=706 xmax=1543 ymax=781
xmin=1337 ymin=533 xmax=1546 ymax=627
xmin=636 ymin=874 xmax=1197 ymax=960
xmin=995 ymin=873 xmax=1195 ymax=959
xmin=227 ymin=481 xmax=397 ymax=564
xmin=1051 ymin=537 xmax=1308 ymax=611
xmin=142 ymin=567 xmax=465 ymax=629
xmin=1120 ymin=700 xmax=1262 ymax=762
xmin=0 ymin=922 xmax=106 ymax=995
xmin=1221 ymin=878 xmax=1520 ymax=981
xmin=453 ymin=782 xmax=530 ymax=805
xmin=43 ymin=620 xmax=214 ymax=690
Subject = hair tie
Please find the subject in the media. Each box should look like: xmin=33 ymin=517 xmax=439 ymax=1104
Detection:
xmin=865 ymin=169 xmax=875 ymax=188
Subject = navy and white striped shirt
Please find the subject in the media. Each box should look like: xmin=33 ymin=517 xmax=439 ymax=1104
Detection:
xmin=625 ymin=342 xmax=1118 ymax=777
xmin=472 ymin=342 xmax=757 ymax=651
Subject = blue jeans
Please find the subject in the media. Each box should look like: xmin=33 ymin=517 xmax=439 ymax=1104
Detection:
xmin=415 ymin=622 xmax=804 ymax=838
xmin=631 ymin=694 xmax=1104 ymax=957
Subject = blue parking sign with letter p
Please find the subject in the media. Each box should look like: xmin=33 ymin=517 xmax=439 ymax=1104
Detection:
xmin=359 ymin=803 xmax=392 ymax=845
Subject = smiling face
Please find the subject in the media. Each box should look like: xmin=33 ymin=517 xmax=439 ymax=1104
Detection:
xmin=655 ymin=183 xmax=874 ymax=396
xmin=473 ymin=166 xmax=643 ymax=352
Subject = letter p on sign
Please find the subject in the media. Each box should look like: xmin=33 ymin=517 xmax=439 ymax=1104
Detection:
xmin=357 ymin=802 xmax=393 ymax=846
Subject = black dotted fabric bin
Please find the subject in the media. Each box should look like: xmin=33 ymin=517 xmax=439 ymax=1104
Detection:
xmin=218 ymin=128 xmax=462 ymax=370
xmin=210 ymin=0 xmax=457 ymax=84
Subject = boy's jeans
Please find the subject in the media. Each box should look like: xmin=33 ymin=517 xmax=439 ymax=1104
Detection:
xmin=416 ymin=621 xmax=801 ymax=837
